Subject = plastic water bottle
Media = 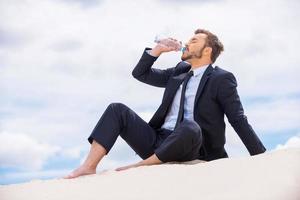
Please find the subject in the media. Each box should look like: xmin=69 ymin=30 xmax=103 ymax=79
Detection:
xmin=154 ymin=35 xmax=186 ymax=52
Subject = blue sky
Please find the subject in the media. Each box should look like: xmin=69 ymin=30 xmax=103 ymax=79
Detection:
xmin=0 ymin=0 xmax=300 ymax=185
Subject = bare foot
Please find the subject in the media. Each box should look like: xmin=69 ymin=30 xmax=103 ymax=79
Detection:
xmin=63 ymin=165 xmax=96 ymax=179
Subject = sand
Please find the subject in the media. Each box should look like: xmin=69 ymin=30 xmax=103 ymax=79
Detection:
xmin=1 ymin=148 xmax=299 ymax=200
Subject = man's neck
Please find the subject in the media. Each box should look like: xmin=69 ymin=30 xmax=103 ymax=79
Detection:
xmin=189 ymin=60 xmax=211 ymax=70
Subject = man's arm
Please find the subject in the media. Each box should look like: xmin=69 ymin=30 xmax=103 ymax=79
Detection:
xmin=132 ymin=47 xmax=176 ymax=88
xmin=132 ymin=40 xmax=181 ymax=88
xmin=217 ymin=72 xmax=266 ymax=155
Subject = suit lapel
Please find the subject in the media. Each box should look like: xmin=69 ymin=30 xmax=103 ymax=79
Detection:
xmin=150 ymin=64 xmax=214 ymax=128
xmin=164 ymin=64 xmax=214 ymax=108
xmin=194 ymin=64 xmax=214 ymax=106
xmin=163 ymin=72 xmax=188 ymax=106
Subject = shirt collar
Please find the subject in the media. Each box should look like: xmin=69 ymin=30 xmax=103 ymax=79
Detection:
xmin=189 ymin=64 xmax=209 ymax=77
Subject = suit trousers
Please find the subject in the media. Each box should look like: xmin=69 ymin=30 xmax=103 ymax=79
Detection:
xmin=88 ymin=103 xmax=203 ymax=162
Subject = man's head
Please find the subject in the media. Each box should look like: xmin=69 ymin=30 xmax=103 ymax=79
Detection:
xmin=181 ymin=29 xmax=224 ymax=64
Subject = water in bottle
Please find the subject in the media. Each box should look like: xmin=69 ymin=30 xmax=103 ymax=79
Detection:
xmin=154 ymin=35 xmax=186 ymax=52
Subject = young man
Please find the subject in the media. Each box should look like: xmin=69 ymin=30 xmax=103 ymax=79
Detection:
xmin=64 ymin=28 xmax=266 ymax=179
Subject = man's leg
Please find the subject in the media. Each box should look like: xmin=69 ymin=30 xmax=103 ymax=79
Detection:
xmin=154 ymin=119 xmax=203 ymax=162
xmin=64 ymin=140 xmax=107 ymax=178
xmin=115 ymin=128 xmax=173 ymax=171
xmin=114 ymin=120 xmax=203 ymax=171
xmin=64 ymin=102 xmax=158 ymax=178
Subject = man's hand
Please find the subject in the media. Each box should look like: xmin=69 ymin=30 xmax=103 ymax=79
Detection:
xmin=115 ymin=161 xmax=143 ymax=171
xmin=150 ymin=38 xmax=182 ymax=57
xmin=114 ymin=154 xmax=163 ymax=172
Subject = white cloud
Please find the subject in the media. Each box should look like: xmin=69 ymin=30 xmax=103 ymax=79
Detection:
xmin=245 ymin=97 xmax=300 ymax=133
xmin=0 ymin=132 xmax=90 ymax=171
xmin=275 ymin=135 xmax=300 ymax=150
xmin=1 ymin=0 xmax=299 ymax=112
xmin=0 ymin=132 xmax=60 ymax=170
xmin=61 ymin=146 xmax=83 ymax=159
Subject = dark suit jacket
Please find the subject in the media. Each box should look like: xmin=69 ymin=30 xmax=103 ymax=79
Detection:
xmin=132 ymin=48 xmax=266 ymax=161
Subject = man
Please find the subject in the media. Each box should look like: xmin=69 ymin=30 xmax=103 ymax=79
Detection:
xmin=64 ymin=28 xmax=266 ymax=179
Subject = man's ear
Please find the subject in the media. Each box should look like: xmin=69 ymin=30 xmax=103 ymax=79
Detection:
xmin=203 ymin=46 xmax=212 ymax=56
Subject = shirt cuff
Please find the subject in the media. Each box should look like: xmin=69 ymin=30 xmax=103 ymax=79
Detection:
xmin=146 ymin=49 xmax=158 ymax=58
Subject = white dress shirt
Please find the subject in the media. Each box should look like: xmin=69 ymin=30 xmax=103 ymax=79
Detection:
xmin=161 ymin=65 xmax=209 ymax=131
xmin=146 ymin=49 xmax=209 ymax=131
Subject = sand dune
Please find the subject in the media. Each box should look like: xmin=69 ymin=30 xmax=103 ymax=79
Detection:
xmin=1 ymin=148 xmax=299 ymax=200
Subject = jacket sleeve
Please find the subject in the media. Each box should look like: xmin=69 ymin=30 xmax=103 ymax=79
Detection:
xmin=132 ymin=48 xmax=176 ymax=88
xmin=216 ymin=72 xmax=267 ymax=155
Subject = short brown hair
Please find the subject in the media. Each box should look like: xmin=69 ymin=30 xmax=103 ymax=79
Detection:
xmin=194 ymin=29 xmax=224 ymax=63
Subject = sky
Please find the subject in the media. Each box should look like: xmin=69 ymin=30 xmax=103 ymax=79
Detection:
xmin=0 ymin=0 xmax=300 ymax=185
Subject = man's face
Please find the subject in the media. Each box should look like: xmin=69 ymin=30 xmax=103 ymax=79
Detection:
xmin=181 ymin=33 xmax=207 ymax=62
